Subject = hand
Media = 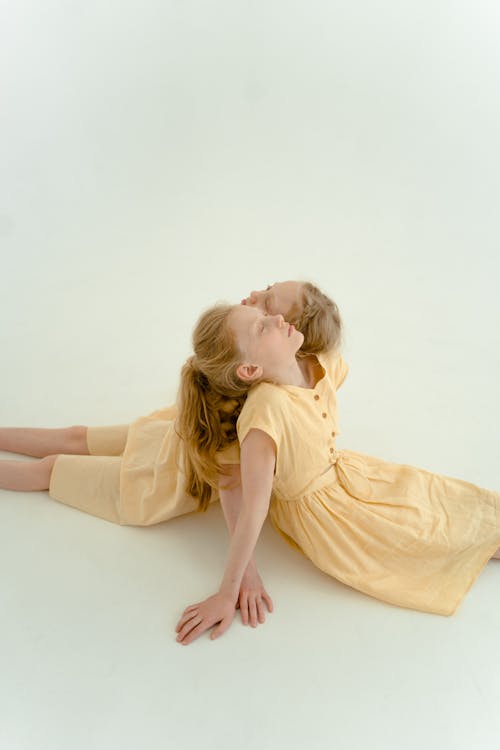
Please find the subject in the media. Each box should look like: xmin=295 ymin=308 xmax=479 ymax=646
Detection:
xmin=175 ymin=592 xmax=236 ymax=645
xmin=237 ymin=567 xmax=274 ymax=627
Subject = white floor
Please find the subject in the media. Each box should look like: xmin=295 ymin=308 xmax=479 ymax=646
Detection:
xmin=1 ymin=2 xmax=500 ymax=749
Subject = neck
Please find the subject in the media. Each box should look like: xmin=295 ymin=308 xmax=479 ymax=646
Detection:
xmin=275 ymin=357 xmax=313 ymax=388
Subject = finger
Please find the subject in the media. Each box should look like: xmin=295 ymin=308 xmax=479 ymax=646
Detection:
xmin=175 ymin=610 xmax=199 ymax=632
xmin=177 ymin=607 xmax=199 ymax=628
xmin=262 ymin=591 xmax=274 ymax=612
xmin=179 ymin=619 xmax=212 ymax=646
xmin=256 ymin=597 xmax=266 ymax=624
xmin=176 ymin=616 xmax=203 ymax=641
xmin=239 ymin=594 xmax=249 ymax=625
xmin=176 ymin=615 xmax=203 ymax=640
xmin=176 ymin=610 xmax=198 ymax=629
xmin=248 ymin=597 xmax=258 ymax=627
xmin=177 ymin=616 xmax=209 ymax=644
xmin=182 ymin=604 xmax=200 ymax=614
xmin=210 ymin=615 xmax=232 ymax=641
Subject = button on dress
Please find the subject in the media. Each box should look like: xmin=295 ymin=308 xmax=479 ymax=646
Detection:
xmin=236 ymin=350 xmax=500 ymax=616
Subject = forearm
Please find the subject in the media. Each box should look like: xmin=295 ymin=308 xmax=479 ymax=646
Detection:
xmin=219 ymin=486 xmax=242 ymax=535
xmin=218 ymin=472 xmax=257 ymax=572
xmin=218 ymin=506 xmax=268 ymax=602
xmin=217 ymin=430 xmax=275 ymax=602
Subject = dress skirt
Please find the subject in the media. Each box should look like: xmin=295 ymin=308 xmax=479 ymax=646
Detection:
xmin=48 ymin=424 xmax=130 ymax=524
xmin=47 ymin=408 xmax=236 ymax=525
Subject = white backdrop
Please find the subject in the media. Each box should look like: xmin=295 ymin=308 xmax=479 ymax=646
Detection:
xmin=1 ymin=2 xmax=499 ymax=749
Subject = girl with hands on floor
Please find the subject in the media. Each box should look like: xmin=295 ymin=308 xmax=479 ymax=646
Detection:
xmin=175 ymin=302 xmax=313 ymax=644
xmin=174 ymin=279 xmax=343 ymax=638
xmin=175 ymin=293 xmax=500 ymax=644
xmin=177 ymin=280 xmax=341 ymax=632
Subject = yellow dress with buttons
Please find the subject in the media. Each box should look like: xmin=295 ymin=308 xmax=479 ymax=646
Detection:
xmin=236 ymin=348 xmax=500 ymax=617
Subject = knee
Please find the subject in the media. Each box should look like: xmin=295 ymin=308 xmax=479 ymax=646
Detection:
xmin=35 ymin=454 xmax=60 ymax=490
xmin=67 ymin=425 xmax=89 ymax=454
xmin=41 ymin=454 xmax=60 ymax=469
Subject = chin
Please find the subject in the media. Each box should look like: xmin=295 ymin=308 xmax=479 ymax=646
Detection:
xmin=294 ymin=330 xmax=305 ymax=349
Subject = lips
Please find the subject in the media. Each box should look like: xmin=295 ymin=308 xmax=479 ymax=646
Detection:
xmin=288 ymin=324 xmax=294 ymax=336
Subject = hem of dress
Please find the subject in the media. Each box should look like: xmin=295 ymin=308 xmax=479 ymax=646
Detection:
xmin=334 ymin=537 xmax=500 ymax=617
xmin=439 ymin=537 xmax=500 ymax=617
xmin=269 ymin=508 xmax=500 ymax=616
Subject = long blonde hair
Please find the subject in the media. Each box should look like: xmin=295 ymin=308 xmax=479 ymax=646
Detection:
xmin=176 ymin=304 xmax=252 ymax=512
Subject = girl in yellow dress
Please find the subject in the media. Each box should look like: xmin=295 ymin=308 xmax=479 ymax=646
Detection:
xmin=173 ymin=300 xmax=500 ymax=643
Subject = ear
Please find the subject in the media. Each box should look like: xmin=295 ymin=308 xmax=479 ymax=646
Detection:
xmin=236 ymin=363 xmax=263 ymax=383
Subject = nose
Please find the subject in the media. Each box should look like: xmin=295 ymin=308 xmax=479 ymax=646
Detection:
xmin=274 ymin=314 xmax=285 ymax=327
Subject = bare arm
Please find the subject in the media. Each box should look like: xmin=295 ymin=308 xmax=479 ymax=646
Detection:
xmin=218 ymin=464 xmax=258 ymax=573
xmin=176 ymin=428 xmax=275 ymax=644
xmin=218 ymin=462 xmax=274 ymax=626
xmin=218 ymin=429 xmax=275 ymax=600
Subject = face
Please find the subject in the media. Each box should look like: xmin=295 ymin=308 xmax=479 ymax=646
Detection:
xmin=241 ymin=281 xmax=303 ymax=319
xmin=229 ymin=304 xmax=304 ymax=383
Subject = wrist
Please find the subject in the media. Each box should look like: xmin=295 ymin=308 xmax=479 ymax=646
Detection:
xmin=218 ymin=585 xmax=239 ymax=604
xmin=245 ymin=556 xmax=257 ymax=574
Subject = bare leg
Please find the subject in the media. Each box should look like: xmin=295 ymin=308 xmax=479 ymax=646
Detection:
xmin=0 ymin=454 xmax=59 ymax=491
xmin=0 ymin=426 xmax=89 ymax=458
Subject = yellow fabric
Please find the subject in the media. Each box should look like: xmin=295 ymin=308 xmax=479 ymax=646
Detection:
xmin=116 ymin=405 xmax=240 ymax=524
xmin=49 ymin=425 xmax=129 ymax=523
xmin=49 ymin=454 xmax=123 ymax=524
xmin=49 ymin=404 xmax=240 ymax=525
xmin=118 ymin=405 xmax=220 ymax=525
xmin=236 ymin=348 xmax=500 ymax=616
xmin=86 ymin=423 xmax=129 ymax=456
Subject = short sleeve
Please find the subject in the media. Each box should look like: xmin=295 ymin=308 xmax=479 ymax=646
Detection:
xmin=333 ymin=354 xmax=349 ymax=390
xmin=318 ymin=348 xmax=349 ymax=390
xmin=236 ymin=383 xmax=288 ymax=452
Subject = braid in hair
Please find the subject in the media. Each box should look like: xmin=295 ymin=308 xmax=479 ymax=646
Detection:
xmin=176 ymin=305 xmax=252 ymax=512
xmin=291 ymin=282 xmax=343 ymax=356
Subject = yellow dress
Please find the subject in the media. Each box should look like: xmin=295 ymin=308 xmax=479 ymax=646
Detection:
xmin=118 ymin=406 xmax=239 ymax=525
xmin=49 ymin=404 xmax=239 ymax=526
xmin=236 ymin=349 xmax=500 ymax=616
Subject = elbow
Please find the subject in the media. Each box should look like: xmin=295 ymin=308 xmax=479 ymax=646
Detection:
xmin=241 ymin=499 xmax=270 ymax=524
